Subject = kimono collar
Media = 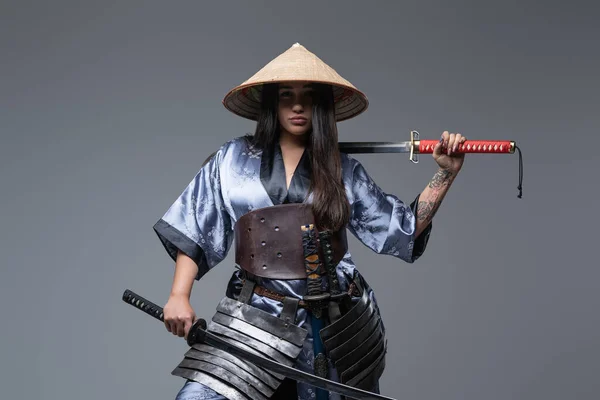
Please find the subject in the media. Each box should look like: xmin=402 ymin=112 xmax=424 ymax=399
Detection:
xmin=260 ymin=142 xmax=311 ymax=205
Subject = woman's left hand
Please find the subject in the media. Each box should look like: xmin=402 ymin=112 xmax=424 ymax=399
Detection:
xmin=433 ymin=131 xmax=467 ymax=173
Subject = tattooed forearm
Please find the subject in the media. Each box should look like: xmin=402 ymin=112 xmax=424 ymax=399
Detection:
xmin=428 ymin=168 xmax=454 ymax=189
xmin=414 ymin=168 xmax=457 ymax=238
xmin=417 ymin=200 xmax=441 ymax=222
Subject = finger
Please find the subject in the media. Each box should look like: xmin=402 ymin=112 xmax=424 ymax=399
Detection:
xmin=167 ymin=317 xmax=177 ymax=335
xmin=441 ymin=131 xmax=449 ymax=149
xmin=176 ymin=319 xmax=186 ymax=337
xmin=453 ymin=133 xmax=462 ymax=152
xmin=447 ymin=133 xmax=456 ymax=155
xmin=183 ymin=318 xmax=194 ymax=340
xmin=170 ymin=321 xmax=179 ymax=335
xmin=165 ymin=316 xmax=177 ymax=333
xmin=433 ymin=140 xmax=443 ymax=157
xmin=433 ymin=141 xmax=444 ymax=159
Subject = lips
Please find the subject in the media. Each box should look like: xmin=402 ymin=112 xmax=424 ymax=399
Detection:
xmin=289 ymin=116 xmax=307 ymax=126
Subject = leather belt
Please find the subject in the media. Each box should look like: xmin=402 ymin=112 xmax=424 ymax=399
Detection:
xmin=247 ymin=280 xmax=358 ymax=313
xmin=234 ymin=204 xmax=348 ymax=280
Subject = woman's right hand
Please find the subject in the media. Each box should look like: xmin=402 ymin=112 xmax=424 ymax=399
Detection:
xmin=163 ymin=293 xmax=196 ymax=340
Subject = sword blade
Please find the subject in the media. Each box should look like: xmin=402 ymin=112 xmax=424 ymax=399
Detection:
xmin=338 ymin=141 xmax=412 ymax=154
xmin=122 ymin=289 xmax=397 ymax=400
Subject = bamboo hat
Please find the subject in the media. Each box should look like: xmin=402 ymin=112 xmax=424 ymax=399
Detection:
xmin=222 ymin=43 xmax=368 ymax=122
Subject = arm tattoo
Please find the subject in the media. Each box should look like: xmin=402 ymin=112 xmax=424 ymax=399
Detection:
xmin=417 ymin=169 xmax=453 ymax=222
xmin=417 ymin=200 xmax=441 ymax=222
xmin=428 ymin=169 xmax=453 ymax=189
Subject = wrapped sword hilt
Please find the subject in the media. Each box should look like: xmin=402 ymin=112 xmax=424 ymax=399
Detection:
xmin=122 ymin=289 xmax=165 ymax=322
xmin=409 ymin=130 xmax=523 ymax=198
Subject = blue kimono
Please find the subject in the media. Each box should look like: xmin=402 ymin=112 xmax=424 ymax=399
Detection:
xmin=153 ymin=135 xmax=432 ymax=400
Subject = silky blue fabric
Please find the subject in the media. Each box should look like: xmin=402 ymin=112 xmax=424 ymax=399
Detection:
xmin=154 ymin=136 xmax=432 ymax=400
xmin=176 ymin=380 xmax=227 ymax=400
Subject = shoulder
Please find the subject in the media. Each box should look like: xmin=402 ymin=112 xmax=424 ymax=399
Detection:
xmin=203 ymin=134 xmax=258 ymax=167
xmin=217 ymin=135 xmax=254 ymax=156
xmin=340 ymin=151 xmax=367 ymax=178
xmin=340 ymin=152 xmax=371 ymax=202
xmin=340 ymin=151 xmax=383 ymax=199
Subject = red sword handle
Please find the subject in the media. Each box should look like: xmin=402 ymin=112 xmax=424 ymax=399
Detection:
xmin=415 ymin=140 xmax=515 ymax=154
xmin=407 ymin=131 xmax=523 ymax=198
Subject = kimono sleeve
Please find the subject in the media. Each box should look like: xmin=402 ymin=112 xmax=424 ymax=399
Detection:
xmin=153 ymin=149 xmax=233 ymax=280
xmin=347 ymin=159 xmax=432 ymax=263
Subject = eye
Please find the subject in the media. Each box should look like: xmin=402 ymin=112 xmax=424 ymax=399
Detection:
xmin=279 ymin=91 xmax=292 ymax=98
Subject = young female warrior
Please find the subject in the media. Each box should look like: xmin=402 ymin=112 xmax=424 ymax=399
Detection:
xmin=153 ymin=43 xmax=467 ymax=400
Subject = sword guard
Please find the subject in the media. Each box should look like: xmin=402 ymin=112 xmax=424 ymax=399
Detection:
xmin=303 ymin=293 xmax=330 ymax=302
xmin=409 ymin=130 xmax=420 ymax=163
xmin=186 ymin=318 xmax=208 ymax=347
xmin=303 ymin=293 xmax=331 ymax=318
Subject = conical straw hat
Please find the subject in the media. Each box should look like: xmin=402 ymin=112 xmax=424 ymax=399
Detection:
xmin=222 ymin=43 xmax=368 ymax=122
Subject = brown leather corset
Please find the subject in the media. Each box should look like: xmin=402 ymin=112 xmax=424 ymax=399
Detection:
xmin=234 ymin=204 xmax=348 ymax=279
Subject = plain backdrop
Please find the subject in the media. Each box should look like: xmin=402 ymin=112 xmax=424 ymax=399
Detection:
xmin=1 ymin=1 xmax=599 ymax=399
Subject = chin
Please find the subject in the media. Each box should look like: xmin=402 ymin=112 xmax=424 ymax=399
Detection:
xmin=284 ymin=125 xmax=311 ymax=136
xmin=290 ymin=129 xmax=310 ymax=136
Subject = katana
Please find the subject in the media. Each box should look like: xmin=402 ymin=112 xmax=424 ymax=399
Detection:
xmin=200 ymin=130 xmax=523 ymax=197
xmin=339 ymin=130 xmax=516 ymax=161
xmin=339 ymin=130 xmax=523 ymax=198
xmin=122 ymin=289 xmax=397 ymax=400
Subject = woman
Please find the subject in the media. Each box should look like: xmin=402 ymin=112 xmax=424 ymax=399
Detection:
xmin=153 ymin=43 xmax=467 ymax=400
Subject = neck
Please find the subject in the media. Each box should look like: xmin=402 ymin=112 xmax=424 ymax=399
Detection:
xmin=279 ymin=129 xmax=309 ymax=150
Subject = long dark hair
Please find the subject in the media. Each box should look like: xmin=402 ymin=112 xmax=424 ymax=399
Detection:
xmin=250 ymin=83 xmax=350 ymax=231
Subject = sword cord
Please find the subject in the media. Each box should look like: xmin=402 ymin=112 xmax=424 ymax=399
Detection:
xmin=516 ymin=145 xmax=523 ymax=198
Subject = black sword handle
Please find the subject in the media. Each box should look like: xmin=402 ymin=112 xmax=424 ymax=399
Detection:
xmin=122 ymin=289 xmax=166 ymax=322
xmin=122 ymin=289 xmax=208 ymax=339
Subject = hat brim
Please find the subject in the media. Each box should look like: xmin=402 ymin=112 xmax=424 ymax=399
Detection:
xmin=222 ymin=79 xmax=369 ymax=122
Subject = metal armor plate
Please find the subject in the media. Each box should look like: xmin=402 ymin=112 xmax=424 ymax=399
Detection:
xmin=172 ymin=296 xmax=308 ymax=400
xmin=319 ymin=280 xmax=387 ymax=390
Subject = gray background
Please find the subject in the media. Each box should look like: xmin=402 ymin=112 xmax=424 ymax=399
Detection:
xmin=1 ymin=1 xmax=598 ymax=399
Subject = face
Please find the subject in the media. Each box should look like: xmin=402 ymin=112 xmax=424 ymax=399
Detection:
xmin=277 ymin=81 xmax=314 ymax=137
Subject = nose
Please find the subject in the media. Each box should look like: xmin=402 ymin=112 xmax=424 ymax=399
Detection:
xmin=292 ymin=93 xmax=310 ymax=112
xmin=292 ymin=102 xmax=304 ymax=113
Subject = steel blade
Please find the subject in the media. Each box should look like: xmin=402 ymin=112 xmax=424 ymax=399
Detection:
xmin=338 ymin=141 xmax=412 ymax=154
